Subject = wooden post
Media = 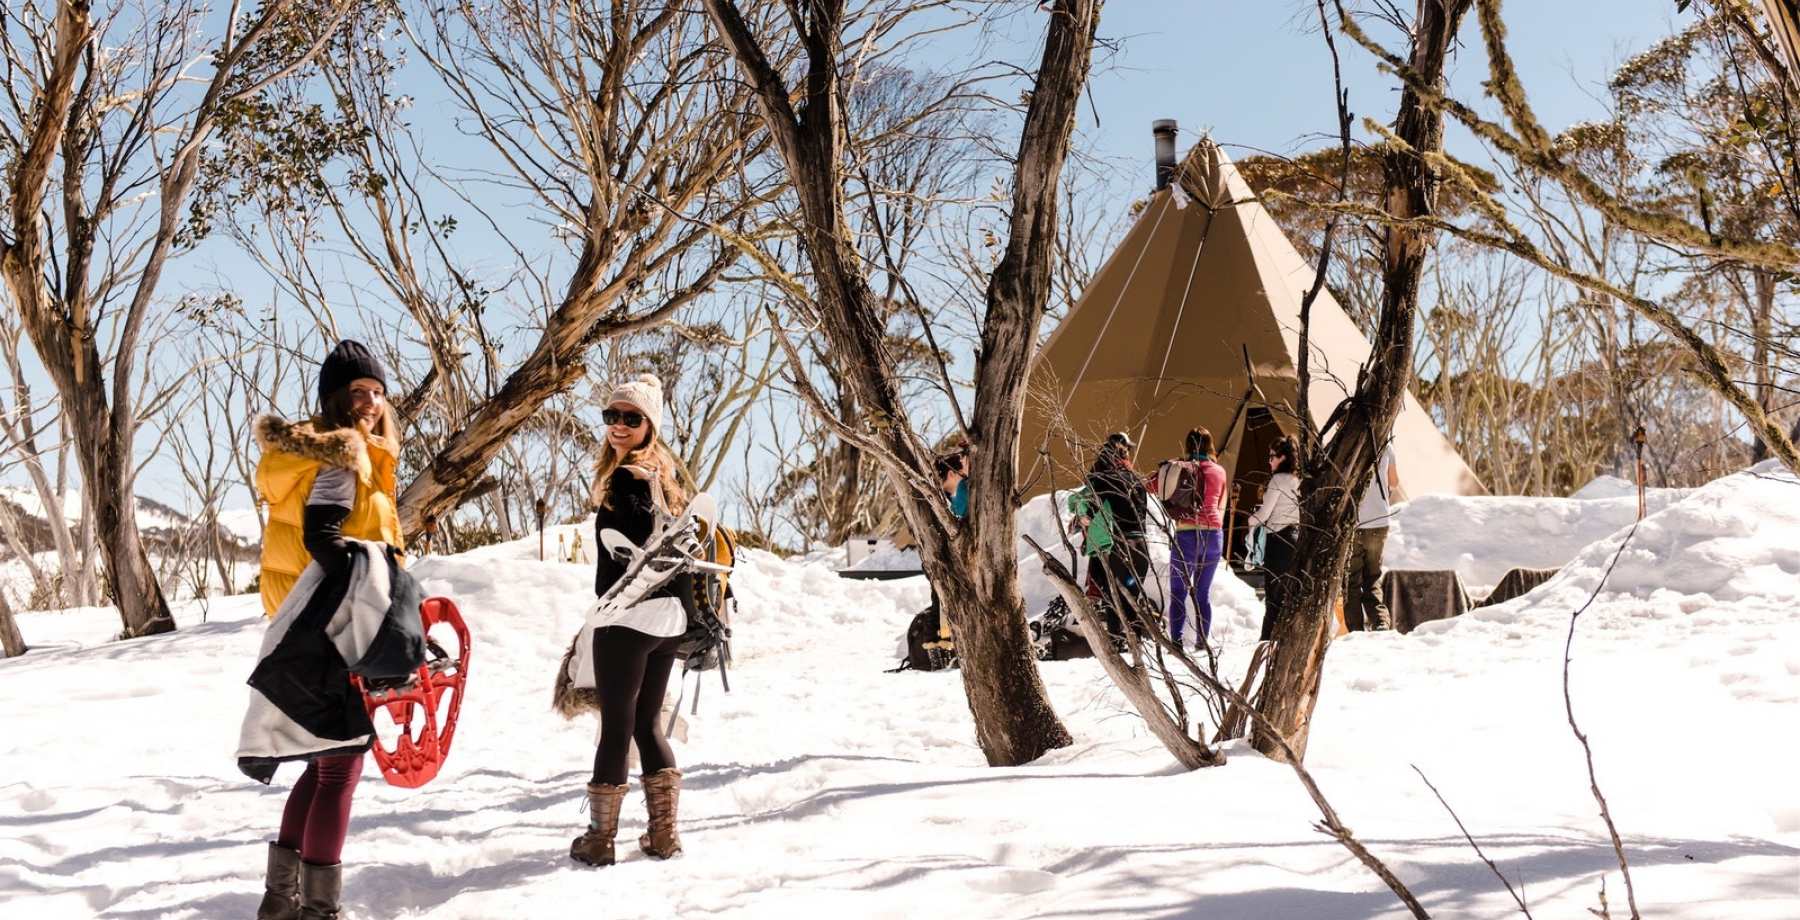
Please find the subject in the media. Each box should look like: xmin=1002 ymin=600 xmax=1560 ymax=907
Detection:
xmin=1225 ymin=482 xmax=1242 ymax=565
xmin=1632 ymin=426 xmax=1648 ymax=521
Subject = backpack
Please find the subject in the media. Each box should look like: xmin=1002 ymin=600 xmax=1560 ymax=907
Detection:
xmin=677 ymin=523 xmax=735 ymax=668
xmin=1158 ymin=460 xmax=1201 ymax=519
xmin=1030 ymin=596 xmax=1095 ymax=662
xmin=666 ymin=523 xmax=736 ymax=725
xmin=894 ymin=607 xmax=956 ymax=672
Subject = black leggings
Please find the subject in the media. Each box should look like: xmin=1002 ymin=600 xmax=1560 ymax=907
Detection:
xmin=591 ymin=626 xmax=683 ymax=786
xmin=1260 ymin=526 xmax=1299 ymax=642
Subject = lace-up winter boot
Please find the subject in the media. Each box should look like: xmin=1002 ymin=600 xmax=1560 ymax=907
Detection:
xmin=638 ymin=768 xmax=683 ymax=859
xmin=570 ymin=782 xmax=629 ymax=866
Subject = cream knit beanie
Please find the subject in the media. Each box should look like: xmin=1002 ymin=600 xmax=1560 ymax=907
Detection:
xmin=606 ymin=373 xmax=666 ymax=436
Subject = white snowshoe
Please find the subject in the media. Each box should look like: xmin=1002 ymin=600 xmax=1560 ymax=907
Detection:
xmin=589 ymin=493 xmax=728 ymax=625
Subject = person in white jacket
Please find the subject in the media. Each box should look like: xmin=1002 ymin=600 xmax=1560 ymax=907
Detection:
xmin=1247 ymin=436 xmax=1301 ymax=642
xmin=1346 ymin=444 xmax=1407 ymax=630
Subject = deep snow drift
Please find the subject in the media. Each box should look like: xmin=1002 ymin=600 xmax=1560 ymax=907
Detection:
xmin=2 ymin=467 xmax=1797 ymax=918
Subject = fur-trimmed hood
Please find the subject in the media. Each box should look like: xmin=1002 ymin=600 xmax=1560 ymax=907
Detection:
xmin=254 ymin=415 xmax=405 ymax=616
xmin=255 ymin=415 xmax=371 ymax=472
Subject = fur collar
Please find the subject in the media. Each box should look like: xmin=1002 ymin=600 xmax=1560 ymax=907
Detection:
xmin=254 ymin=415 xmax=368 ymax=471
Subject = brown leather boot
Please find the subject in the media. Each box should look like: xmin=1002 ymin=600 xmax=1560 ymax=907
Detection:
xmin=255 ymin=842 xmax=300 ymax=920
xmin=638 ymin=768 xmax=683 ymax=859
xmin=570 ymin=782 xmax=629 ymax=866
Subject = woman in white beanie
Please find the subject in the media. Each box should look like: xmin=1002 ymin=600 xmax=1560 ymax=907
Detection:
xmin=569 ymin=373 xmax=697 ymax=868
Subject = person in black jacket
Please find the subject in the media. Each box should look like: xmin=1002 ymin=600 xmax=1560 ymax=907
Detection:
xmin=1086 ymin=432 xmax=1150 ymax=637
xmin=570 ymin=373 xmax=698 ymax=868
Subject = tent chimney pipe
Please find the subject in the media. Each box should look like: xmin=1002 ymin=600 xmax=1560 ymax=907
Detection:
xmin=1152 ymin=119 xmax=1179 ymax=190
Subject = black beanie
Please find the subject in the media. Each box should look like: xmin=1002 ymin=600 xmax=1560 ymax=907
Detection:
xmin=318 ymin=339 xmax=386 ymax=405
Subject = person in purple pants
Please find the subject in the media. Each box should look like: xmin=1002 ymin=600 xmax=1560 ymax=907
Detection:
xmin=1157 ymin=428 xmax=1229 ymax=646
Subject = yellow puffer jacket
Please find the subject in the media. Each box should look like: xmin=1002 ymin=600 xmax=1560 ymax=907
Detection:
xmin=254 ymin=415 xmax=404 ymax=616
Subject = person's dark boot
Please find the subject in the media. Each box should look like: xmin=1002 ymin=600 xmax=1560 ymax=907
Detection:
xmin=570 ymin=782 xmax=629 ymax=866
xmin=638 ymin=768 xmax=683 ymax=859
xmin=255 ymin=843 xmax=301 ymax=920
xmin=297 ymin=861 xmax=342 ymax=920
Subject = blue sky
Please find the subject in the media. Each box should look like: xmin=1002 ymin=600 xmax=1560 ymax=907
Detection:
xmin=951 ymin=0 xmax=1669 ymax=185
xmin=9 ymin=1 xmax=1685 ymax=520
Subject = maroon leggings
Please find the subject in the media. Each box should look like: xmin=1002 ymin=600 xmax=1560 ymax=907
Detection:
xmin=276 ymin=754 xmax=363 ymax=865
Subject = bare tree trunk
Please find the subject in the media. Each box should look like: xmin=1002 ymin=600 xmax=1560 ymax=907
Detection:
xmin=704 ymin=0 xmax=1100 ymax=764
xmin=1 ymin=0 xmax=353 ymax=636
xmin=209 ymin=510 xmax=233 ymax=596
xmin=0 ymin=328 xmax=88 ymax=606
xmin=1750 ymin=269 xmax=1777 ymax=463
xmin=0 ymin=586 xmax=25 ymax=657
xmin=1255 ymin=0 xmax=1473 ymax=763
xmin=825 ymin=385 xmax=865 ymax=547
xmin=80 ymin=400 xmax=176 ymax=633
xmin=75 ymin=488 xmax=98 ymax=604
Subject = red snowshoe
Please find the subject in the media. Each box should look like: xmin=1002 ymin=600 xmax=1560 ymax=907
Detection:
xmin=351 ymin=597 xmax=470 ymax=788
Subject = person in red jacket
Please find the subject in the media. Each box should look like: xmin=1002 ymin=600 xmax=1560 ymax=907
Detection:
xmin=1158 ymin=428 xmax=1228 ymax=645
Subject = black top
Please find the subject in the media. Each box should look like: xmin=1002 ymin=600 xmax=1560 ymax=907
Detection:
xmin=1087 ymin=464 xmax=1149 ymax=542
xmin=594 ymin=466 xmax=697 ymax=616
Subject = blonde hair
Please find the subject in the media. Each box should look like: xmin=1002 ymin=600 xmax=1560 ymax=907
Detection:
xmin=591 ymin=433 xmax=690 ymax=515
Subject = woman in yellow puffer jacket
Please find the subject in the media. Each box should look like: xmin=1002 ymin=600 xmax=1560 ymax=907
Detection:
xmin=254 ymin=342 xmax=404 ymax=617
xmin=249 ymin=339 xmax=403 ymax=920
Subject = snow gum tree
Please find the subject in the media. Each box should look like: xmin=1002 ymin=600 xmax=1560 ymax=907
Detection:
xmin=1254 ymin=0 xmax=1475 ymax=762
xmin=701 ymin=0 xmax=1102 ymax=766
xmin=0 ymin=0 xmax=355 ymax=637
xmin=189 ymin=1 xmax=777 ymax=542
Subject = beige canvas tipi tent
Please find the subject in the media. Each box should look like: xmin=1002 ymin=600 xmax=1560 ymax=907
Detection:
xmin=1018 ymin=137 xmax=1484 ymax=519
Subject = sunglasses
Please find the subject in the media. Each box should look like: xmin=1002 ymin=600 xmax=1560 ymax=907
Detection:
xmin=601 ymin=408 xmax=646 ymax=428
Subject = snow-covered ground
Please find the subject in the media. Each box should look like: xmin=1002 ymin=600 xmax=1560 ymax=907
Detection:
xmin=1385 ymin=482 xmax=1692 ymax=596
xmin=842 ymin=491 xmax=1265 ymax=638
xmin=2 ymin=466 xmax=1797 ymax=918
xmin=853 ymin=479 xmax=1697 ymax=604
